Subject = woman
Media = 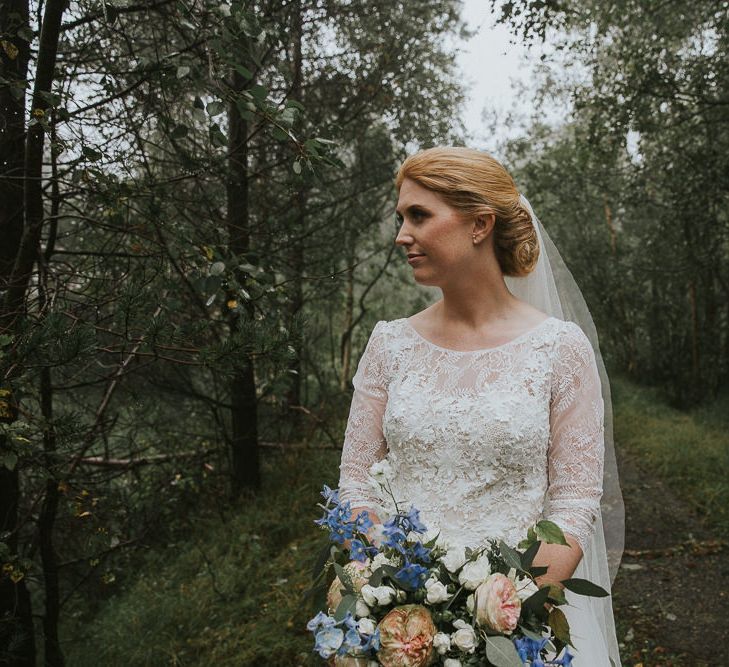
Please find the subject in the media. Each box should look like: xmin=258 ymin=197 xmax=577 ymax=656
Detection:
xmin=337 ymin=147 xmax=623 ymax=666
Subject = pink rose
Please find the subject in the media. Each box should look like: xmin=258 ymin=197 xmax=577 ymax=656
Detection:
xmin=474 ymin=572 xmax=521 ymax=634
xmin=377 ymin=604 xmax=436 ymax=667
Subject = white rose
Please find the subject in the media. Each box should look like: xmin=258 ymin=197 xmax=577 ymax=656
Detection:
xmin=360 ymin=584 xmax=396 ymax=607
xmin=443 ymin=660 xmax=462 ymax=667
xmin=424 ymin=578 xmax=451 ymax=604
xmin=433 ymin=631 xmax=451 ymax=655
xmin=369 ymin=459 xmax=394 ymax=482
xmin=441 ymin=546 xmax=467 ymax=573
xmin=458 ymin=555 xmax=492 ymax=590
xmin=357 ymin=617 xmax=377 ymax=635
xmin=465 ymin=593 xmax=475 ymax=615
xmin=355 ymin=598 xmax=370 ymax=617
xmin=451 ymin=619 xmax=478 ymax=653
xmin=360 ymin=584 xmax=377 ymax=606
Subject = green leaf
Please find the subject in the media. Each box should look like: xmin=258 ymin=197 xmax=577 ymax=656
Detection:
xmin=206 ymin=101 xmax=225 ymax=117
xmin=38 ymin=90 xmax=62 ymax=106
xmin=333 ymin=593 xmax=357 ymax=622
xmin=546 ymin=584 xmax=567 ymax=605
xmin=484 ymin=635 xmax=523 ymax=667
xmin=176 ymin=66 xmax=190 ymax=78
xmin=498 ymin=540 xmax=523 ymax=572
xmin=1 ymin=452 xmax=18 ymax=471
xmin=522 ymin=585 xmax=550 ymax=618
xmin=332 ymin=562 xmax=355 ymax=594
xmin=209 ymin=124 xmax=227 ymax=148
xmin=209 ymin=261 xmax=226 ymax=276
xmin=535 ymin=520 xmax=568 ymax=546
xmin=368 ymin=566 xmax=384 ymax=587
xmin=292 ymin=160 xmax=302 ymax=175
xmin=560 ymin=577 xmax=609 ymax=597
xmin=520 ymin=540 xmax=541 ymax=570
xmin=250 ymin=84 xmax=268 ymax=102
xmin=193 ymin=96 xmax=205 ymax=109
xmin=82 ymin=146 xmax=103 ymax=162
xmin=548 ymin=606 xmax=572 ymax=645
xmin=170 ymin=124 xmax=188 ymax=139
xmin=233 ymin=64 xmax=253 ymax=80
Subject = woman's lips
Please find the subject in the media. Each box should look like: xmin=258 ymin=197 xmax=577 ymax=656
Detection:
xmin=407 ymin=254 xmax=426 ymax=265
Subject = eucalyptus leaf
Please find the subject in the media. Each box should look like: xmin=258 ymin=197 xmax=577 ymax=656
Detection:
xmin=333 ymin=594 xmax=357 ymax=622
xmin=561 ymin=577 xmax=609 ymax=597
xmin=484 ymin=635 xmax=523 ymax=667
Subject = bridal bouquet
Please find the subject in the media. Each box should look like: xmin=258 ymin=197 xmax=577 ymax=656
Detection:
xmin=306 ymin=463 xmax=609 ymax=667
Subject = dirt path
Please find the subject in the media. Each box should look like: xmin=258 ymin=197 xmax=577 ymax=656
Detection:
xmin=612 ymin=448 xmax=729 ymax=666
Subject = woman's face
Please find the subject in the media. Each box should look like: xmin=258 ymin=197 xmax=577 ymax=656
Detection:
xmin=395 ymin=178 xmax=478 ymax=287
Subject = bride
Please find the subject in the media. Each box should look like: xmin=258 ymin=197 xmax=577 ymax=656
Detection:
xmin=337 ymin=147 xmax=624 ymax=666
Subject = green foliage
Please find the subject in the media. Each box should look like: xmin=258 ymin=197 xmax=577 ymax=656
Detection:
xmin=62 ymin=448 xmax=340 ymax=667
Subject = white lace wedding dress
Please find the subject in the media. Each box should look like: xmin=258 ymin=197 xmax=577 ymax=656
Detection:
xmin=337 ymin=316 xmax=621 ymax=666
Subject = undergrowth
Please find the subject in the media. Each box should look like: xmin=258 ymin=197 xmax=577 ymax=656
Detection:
xmin=62 ymin=375 xmax=729 ymax=665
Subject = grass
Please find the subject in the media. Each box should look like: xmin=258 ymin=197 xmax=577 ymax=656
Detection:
xmin=611 ymin=374 xmax=729 ymax=537
xmin=61 ymin=375 xmax=729 ymax=665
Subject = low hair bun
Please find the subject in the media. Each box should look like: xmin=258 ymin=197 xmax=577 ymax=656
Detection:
xmin=493 ymin=199 xmax=540 ymax=277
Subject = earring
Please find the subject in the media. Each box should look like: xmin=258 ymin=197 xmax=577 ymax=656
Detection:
xmin=472 ymin=234 xmax=477 ymax=244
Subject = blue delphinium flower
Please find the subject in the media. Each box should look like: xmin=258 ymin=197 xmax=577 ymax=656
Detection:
xmin=320 ymin=485 xmax=340 ymax=505
xmin=363 ymin=627 xmax=381 ymax=652
xmin=306 ymin=610 xmax=336 ymax=633
xmin=395 ymin=560 xmax=429 ymax=589
xmin=314 ymin=499 xmax=357 ymax=544
xmin=513 ymin=636 xmax=550 ymax=664
xmin=354 ymin=509 xmax=373 ymax=533
xmin=382 ymin=518 xmax=408 ymax=553
xmin=410 ymin=540 xmax=432 ymax=563
xmin=313 ymin=626 xmax=344 ymax=659
xmin=349 ymin=538 xmax=369 ymax=562
xmin=405 ymin=506 xmax=427 ymax=533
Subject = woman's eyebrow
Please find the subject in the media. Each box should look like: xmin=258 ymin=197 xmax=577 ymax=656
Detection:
xmin=395 ymin=204 xmax=429 ymax=216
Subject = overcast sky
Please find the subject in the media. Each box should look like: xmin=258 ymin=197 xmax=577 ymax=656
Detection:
xmin=455 ymin=1 xmax=544 ymax=149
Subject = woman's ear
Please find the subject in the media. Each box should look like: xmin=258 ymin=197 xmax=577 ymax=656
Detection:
xmin=472 ymin=212 xmax=496 ymax=244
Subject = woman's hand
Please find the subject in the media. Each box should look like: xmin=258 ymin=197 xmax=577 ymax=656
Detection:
xmin=341 ymin=507 xmax=381 ymax=552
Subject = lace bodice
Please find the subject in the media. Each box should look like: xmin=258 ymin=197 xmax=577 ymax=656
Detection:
xmin=337 ymin=316 xmax=605 ymax=555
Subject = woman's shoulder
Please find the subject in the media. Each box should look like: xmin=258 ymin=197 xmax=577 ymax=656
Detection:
xmin=549 ymin=318 xmax=598 ymax=365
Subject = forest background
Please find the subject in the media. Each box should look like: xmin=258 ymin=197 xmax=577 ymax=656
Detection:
xmin=1 ymin=0 xmax=727 ymax=665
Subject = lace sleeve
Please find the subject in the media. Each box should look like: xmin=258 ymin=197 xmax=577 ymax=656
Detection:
xmin=544 ymin=321 xmax=605 ymax=556
xmin=337 ymin=321 xmax=389 ymax=509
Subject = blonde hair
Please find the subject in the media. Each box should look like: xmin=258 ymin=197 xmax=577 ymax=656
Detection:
xmin=395 ymin=146 xmax=539 ymax=277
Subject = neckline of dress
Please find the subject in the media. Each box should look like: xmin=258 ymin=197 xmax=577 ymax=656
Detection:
xmin=402 ymin=315 xmax=557 ymax=355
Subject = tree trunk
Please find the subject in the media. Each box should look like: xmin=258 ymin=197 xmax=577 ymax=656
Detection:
xmin=226 ymin=66 xmax=259 ymax=495
xmin=284 ymin=0 xmax=304 ymax=429
xmin=340 ymin=261 xmax=354 ymax=391
xmin=0 ymin=0 xmax=67 ymax=662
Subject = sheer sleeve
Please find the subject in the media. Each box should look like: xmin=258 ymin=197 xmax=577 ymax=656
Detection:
xmin=544 ymin=321 xmax=605 ymax=556
xmin=337 ymin=320 xmax=389 ymax=509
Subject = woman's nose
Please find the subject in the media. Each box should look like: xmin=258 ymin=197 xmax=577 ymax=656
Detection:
xmin=395 ymin=224 xmax=413 ymax=247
